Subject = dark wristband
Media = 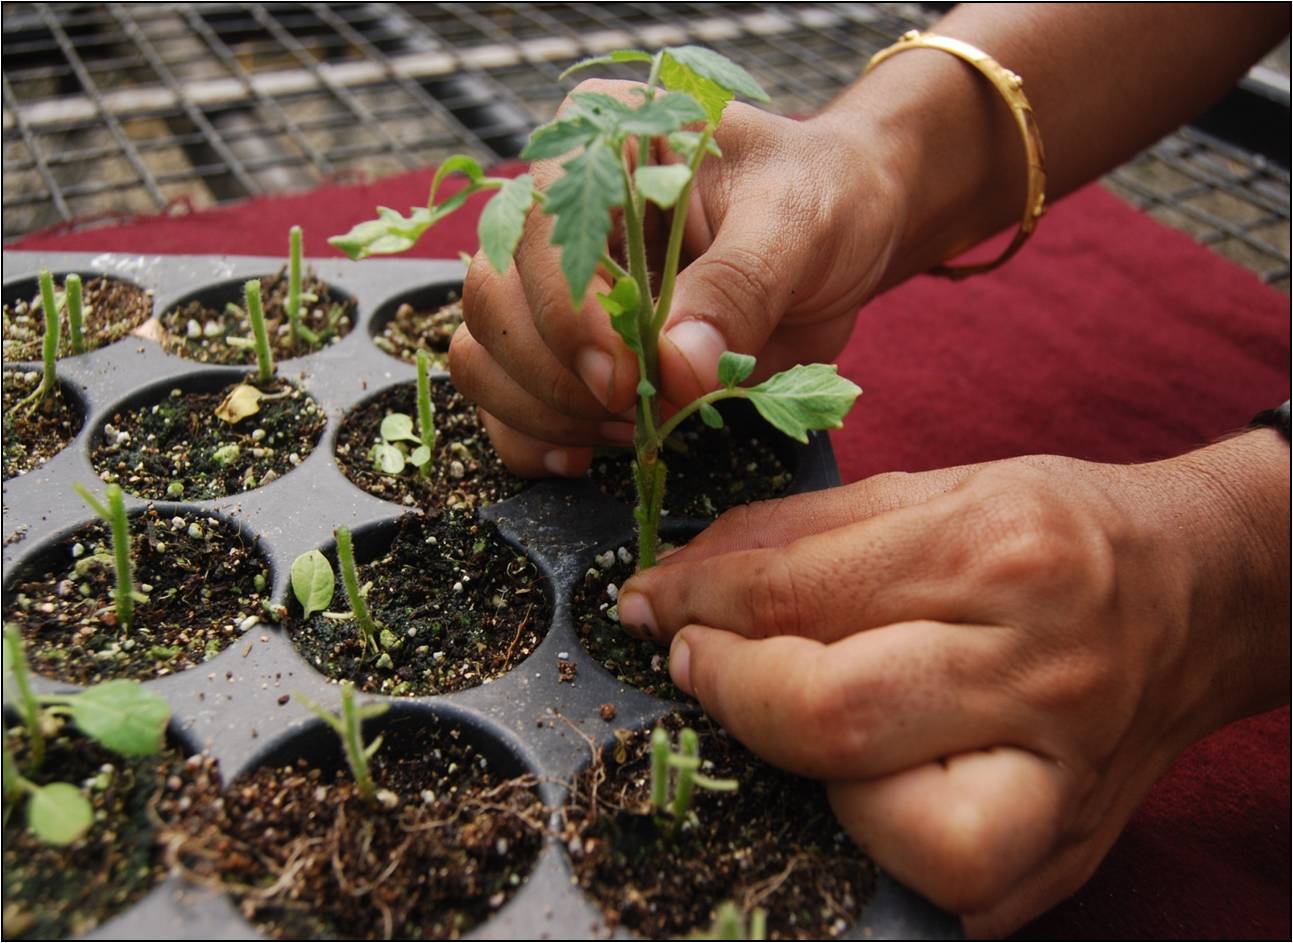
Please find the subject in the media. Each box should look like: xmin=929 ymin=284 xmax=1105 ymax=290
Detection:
xmin=1249 ymin=401 xmax=1291 ymax=442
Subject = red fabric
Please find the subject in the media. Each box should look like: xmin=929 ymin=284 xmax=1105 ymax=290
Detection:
xmin=11 ymin=164 xmax=1290 ymax=939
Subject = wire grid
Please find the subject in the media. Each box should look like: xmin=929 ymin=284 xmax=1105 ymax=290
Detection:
xmin=2 ymin=2 xmax=1289 ymax=290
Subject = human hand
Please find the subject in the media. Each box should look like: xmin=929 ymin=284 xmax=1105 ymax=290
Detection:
xmin=614 ymin=432 xmax=1290 ymax=935
xmin=449 ymin=80 xmax=905 ymax=476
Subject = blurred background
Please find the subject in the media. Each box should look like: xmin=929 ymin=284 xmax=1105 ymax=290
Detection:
xmin=2 ymin=2 xmax=1288 ymax=290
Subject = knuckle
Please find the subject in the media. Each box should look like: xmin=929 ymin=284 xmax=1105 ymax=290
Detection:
xmin=747 ymin=553 xmax=806 ymax=637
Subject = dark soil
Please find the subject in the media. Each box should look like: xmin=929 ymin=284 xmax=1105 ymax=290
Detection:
xmin=2 ymin=276 xmax=153 ymax=361
xmin=161 ymin=719 xmax=545 ymax=940
xmin=589 ymin=409 xmax=793 ymax=518
xmin=157 ymin=268 xmax=353 ymax=365
xmin=90 ymin=376 xmax=326 ymax=500
xmin=373 ymin=297 xmax=462 ymax=366
xmin=571 ymin=548 xmax=687 ymax=701
xmin=2 ymin=371 xmax=82 ymax=481
xmin=2 ymin=728 xmax=186 ymax=940
xmin=289 ymin=511 xmax=549 ymax=697
xmin=335 ymin=383 xmax=523 ymax=511
xmin=563 ymin=713 xmax=875 ymax=939
xmin=3 ymin=506 xmax=271 ymax=684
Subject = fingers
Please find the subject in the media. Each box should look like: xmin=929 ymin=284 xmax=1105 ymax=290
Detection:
xmin=477 ymin=409 xmax=592 ymax=479
xmin=666 ymin=622 xmax=1021 ymax=781
xmin=619 ymin=492 xmax=994 ymax=644
xmin=827 ymin=748 xmax=1068 ymax=920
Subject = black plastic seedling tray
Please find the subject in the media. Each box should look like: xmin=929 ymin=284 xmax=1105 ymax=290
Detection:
xmin=1 ymin=250 xmax=960 ymax=941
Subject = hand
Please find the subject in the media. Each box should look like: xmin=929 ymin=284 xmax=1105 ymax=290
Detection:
xmin=449 ymin=79 xmax=905 ymax=476
xmin=614 ymin=433 xmax=1290 ymax=935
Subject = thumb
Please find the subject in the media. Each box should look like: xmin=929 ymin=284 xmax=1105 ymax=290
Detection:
xmin=659 ymin=200 xmax=814 ymax=405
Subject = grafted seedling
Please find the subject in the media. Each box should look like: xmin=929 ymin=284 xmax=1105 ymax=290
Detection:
xmin=294 ymin=681 xmax=388 ymax=805
xmin=331 ymin=45 xmax=861 ymax=570
xmin=368 ymin=353 xmax=437 ymax=479
xmin=334 ymin=526 xmax=381 ymax=653
xmin=16 ymin=270 xmax=62 ymax=414
xmin=3 ymin=625 xmax=171 ymax=845
xmin=650 ymin=725 xmax=737 ymax=833
xmin=74 ymin=482 xmax=145 ymax=631
xmin=244 ymin=279 xmax=275 ymax=384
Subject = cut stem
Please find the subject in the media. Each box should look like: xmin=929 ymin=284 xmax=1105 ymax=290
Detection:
xmin=244 ymin=279 xmax=274 ymax=383
xmin=65 ymin=273 xmax=85 ymax=355
xmin=3 ymin=625 xmax=45 ymax=771
xmin=338 ymin=682 xmax=378 ymax=803
xmin=650 ymin=726 xmax=670 ymax=811
xmin=335 ymin=526 xmax=379 ymax=651
xmin=73 ymin=483 xmax=135 ymax=631
xmin=416 ymin=348 xmax=436 ymax=479
xmin=287 ymin=226 xmax=303 ymax=345
xmin=19 ymin=270 xmax=61 ymax=413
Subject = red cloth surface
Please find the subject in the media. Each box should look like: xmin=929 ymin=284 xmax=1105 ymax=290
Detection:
xmin=11 ymin=165 xmax=1291 ymax=939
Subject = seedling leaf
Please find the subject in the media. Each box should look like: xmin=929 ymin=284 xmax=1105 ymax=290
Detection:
xmin=619 ymin=94 xmax=707 ymax=136
xmin=596 ymin=276 xmax=643 ymax=355
xmin=291 ymin=549 xmax=335 ymax=619
xmin=664 ymin=46 xmax=769 ymax=104
xmin=380 ymin=413 xmax=420 ymax=444
xmin=744 ymin=364 xmax=861 ymax=443
xmin=67 ymin=680 xmax=170 ymax=755
xmin=521 ymin=116 xmax=600 ymax=160
xmin=409 ymin=445 xmax=432 ymax=467
xmin=544 ymin=139 xmax=625 ymax=300
xmin=215 ymin=384 xmax=265 ymax=424
xmin=559 ymin=48 xmax=652 ymax=80
xmin=698 ymin=402 xmax=724 ymax=429
xmin=478 ymin=174 xmax=536 ymax=272
xmin=371 ymin=443 xmax=405 ymax=475
xmin=634 ymin=164 xmax=693 ymax=209
xmin=667 ymin=130 xmax=722 ymax=162
xmin=27 ymin=782 xmax=93 ymax=845
xmin=717 ymin=351 xmax=755 ymax=388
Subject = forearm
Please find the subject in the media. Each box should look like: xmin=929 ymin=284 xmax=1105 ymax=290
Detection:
xmin=809 ymin=3 xmax=1288 ymax=285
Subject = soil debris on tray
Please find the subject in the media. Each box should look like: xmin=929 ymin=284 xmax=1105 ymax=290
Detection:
xmin=2 ymin=371 xmax=82 ymax=481
xmin=373 ymin=297 xmax=463 ymax=365
xmin=4 ymin=506 xmax=271 ymax=684
xmin=2 ymin=729 xmax=190 ymax=941
xmin=161 ymin=719 xmax=545 ymax=940
xmin=157 ymin=267 xmax=353 ymax=364
xmin=2 ymin=275 xmax=153 ymax=361
xmin=562 ymin=713 xmax=874 ymax=939
xmin=589 ymin=408 xmax=794 ymax=518
xmin=289 ymin=511 xmax=550 ymax=697
xmin=91 ymin=376 xmax=326 ymax=500
xmin=571 ymin=546 xmax=688 ymax=701
xmin=334 ymin=382 xmax=523 ymax=511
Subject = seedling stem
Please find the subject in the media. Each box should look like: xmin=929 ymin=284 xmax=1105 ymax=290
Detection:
xmin=4 ymin=625 xmax=45 ymax=770
xmin=17 ymin=270 xmax=61 ymax=413
xmin=73 ymin=483 xmax=137 ymax=631
xmin=295 ymin=681 xmax=388 ymax=805
xmin=244 ymin=279 xmax=274 ymax=383
xmin=65 ymin=274 xmax=85 ymax=354
xmin=416 ymin=349 xmax=436 ymax=478
xmin=335 ymin=526 xmax=380 ymax=651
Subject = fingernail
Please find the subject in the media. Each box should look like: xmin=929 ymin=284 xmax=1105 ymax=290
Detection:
xmin=599 ymin=421 xmax=635 ymax=447
xmin=669 ymin=635 xmax=692 ymax=695
xmin=617 ymin=591 xmax=657 ymax=638
xmin=543 ymin=448 xmax=578 ymax=477
xmin=664 ymin=320 xmax=726 ymax=391
xmin=575 ymin=347 xmax=615 ymax=409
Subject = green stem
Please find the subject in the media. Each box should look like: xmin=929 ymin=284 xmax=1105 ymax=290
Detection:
xmin=2 ymin=741 xmax=23 ymax=805
xmin=335 ymin=527 xmax=379 ymax=651
xmin=416 ymin=349 xmax=435 ymax=478
xmin=65 ymin=274 xmax=85 ymax=355
xmin=106 ymin=485 xmax=134 ymax=631
xmin=670 ymin=727 xmax=699 ymax=826
xmin=655 ymin=387 xmax=745 ymax=445
xmin=19 ymin=270 xmax=61 ymax=413
xmin=288 ymin=226 xmax=303 ymax=346
xmin=339 ymin=682 xmax=375 ymax=803
xmin=600 ymin=252 xmax=630 ymax=281
xmin=650 ymin=726 xmax=670 ymax=813
xmin=652 ymin=128 xmax=713 ymax=335
xmin=634 ymin=455 xmax=666 ymax=570
xmin=3 ymin=626 xmax=44 ymax=772
xmin=244 ymin=279 xmax=274 ymax=384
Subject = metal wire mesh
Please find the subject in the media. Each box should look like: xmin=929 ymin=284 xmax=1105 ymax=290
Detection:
xmin=3 ymin=2 xmax=1289 ymax=290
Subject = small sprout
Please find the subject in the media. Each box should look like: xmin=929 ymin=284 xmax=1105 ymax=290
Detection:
xmin=415 ymin=348 xmax=437 ymax=478
xmin=291 ymin=548 xmax=335 ymax=619
xmin=650 ymin=725 xmax=737 ymax=833
xmin=691 ymin=901 xmax=768 ymax=941
xmin=3 ymin=626 xmax=170 ymax=845
xmin=73 ymin=483 xmax=142 ymax=631
xmin=16 ymin=270 xmax=61 ymax=414
xmin=166 ymin=481 xmax=184 ymax=498
xmin=244 ymin=279 xmax=274 ymax=383
xmin=295 ymin=681 xmax=388 ymax=805
xmin=334 ymin=527 xmax=382 ymax=653
xmin=369 ymin=405 xmax=433 ymax=479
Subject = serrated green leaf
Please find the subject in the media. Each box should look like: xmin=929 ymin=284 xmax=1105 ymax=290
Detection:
xmin=27 ymin=782 xmax=93 ymax=845
xmin=744 ymin=364 xmax=861 ymax=443
xmin=698 ymin=402 xmax=724 ymax=429
xmin=521 ymin=117 xmax=600 ymax=160
xmin=427 ymin=155 xmax=486 ymax=207
xmin=559 ymin=49 xmax=652 ymax=80
xmin=371 ymin=442 xmax=406 ymax=476
xmin=545 ymin=140 xmax=626 ymax=300
xmin=292 ymin=548 xmax=335 ymax=619
xmin=717 ymin=351 xmax=756 ymax=388
xmin=666 ymin=130 xmax=722 ymax=162
xmin=634 ymin=164 xmax=692 ymax=209
xmin=478 ymin=174 xmax=535 ymax=272
xmin=596 ymin=276 xmax=642 ymax=355
xmin=67 ymin=681 xmax=170 ymax=756
xmin=660 ymin=53 xmax=731 ymax=125
xmin=619 ymin=93 xmax=706 ymax=136
xmin=380 ymin=413 xmax=420 ymax=444
xmin=664 ymin=45 xmax=769 ymax=103
xmin=409 ymin=445 xmax=431 ymax=467
xmin=568 ymin=92 xmax=633 ymax=133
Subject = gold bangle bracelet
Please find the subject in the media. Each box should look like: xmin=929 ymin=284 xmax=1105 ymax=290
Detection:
xmin=865 ymin=30 xmax=1047 ymax=280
